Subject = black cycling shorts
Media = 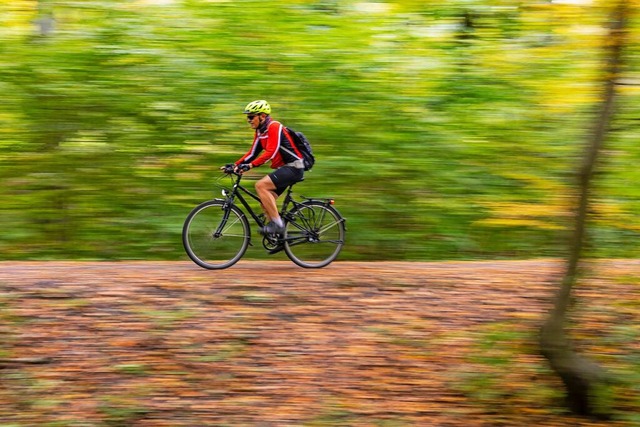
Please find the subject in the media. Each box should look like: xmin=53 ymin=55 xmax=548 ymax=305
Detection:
xmin=269 ymin=166 xmax=304 ymax=195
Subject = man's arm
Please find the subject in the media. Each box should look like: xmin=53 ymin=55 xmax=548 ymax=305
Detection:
xmin=235 ymin=134 xmax=262 ymax=166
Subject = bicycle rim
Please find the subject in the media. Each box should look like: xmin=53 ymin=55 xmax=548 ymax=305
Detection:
xmin=182 ymin=200 xmax=249 ymax=269
xmin=284 ymin=201 xmax=345 ymax=268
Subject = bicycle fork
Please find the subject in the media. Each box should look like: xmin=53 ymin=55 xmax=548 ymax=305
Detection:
xmin=212 ymin=202 xmax=232 ymax=239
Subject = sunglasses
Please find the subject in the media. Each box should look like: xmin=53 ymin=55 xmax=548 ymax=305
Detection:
xmin=246 ymin=115 xmax=257 ymax=120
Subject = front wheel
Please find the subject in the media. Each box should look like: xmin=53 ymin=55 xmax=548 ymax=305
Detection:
xmin=182 ymin=200 xmax=250 ymax=269
xmin=284 ymin=200 xmax=346 ymax=268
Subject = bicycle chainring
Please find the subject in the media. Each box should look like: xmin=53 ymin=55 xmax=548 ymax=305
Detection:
xmin=262 ymin=235 xmax=281 ymax=251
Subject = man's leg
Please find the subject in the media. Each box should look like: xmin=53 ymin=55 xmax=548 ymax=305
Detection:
xmin=255 ymin=175 xmax=283 ymax=229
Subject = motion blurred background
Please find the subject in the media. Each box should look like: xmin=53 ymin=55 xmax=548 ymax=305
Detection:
xmin=1 ymin=0 xmax=639 ymax=261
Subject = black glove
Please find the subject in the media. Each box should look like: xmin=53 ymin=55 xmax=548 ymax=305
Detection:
xmin=221 ymin=164 xmax=235 ymax=174
xmin=237 ymin=163 xmax=252 ymax=172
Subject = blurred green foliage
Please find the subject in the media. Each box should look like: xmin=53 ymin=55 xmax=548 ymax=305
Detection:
xmin=1 ymin=0 xmax=638 ymax=261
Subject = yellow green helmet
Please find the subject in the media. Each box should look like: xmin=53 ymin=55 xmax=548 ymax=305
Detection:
xmin=243 ymin=100 xmax=271 ymax=115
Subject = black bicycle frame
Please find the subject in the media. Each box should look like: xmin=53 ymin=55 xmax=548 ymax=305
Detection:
xmin=214 ymin=173 xmax=338 ymax=248
xmin=219 ymin=174 xmax=297 ymax=227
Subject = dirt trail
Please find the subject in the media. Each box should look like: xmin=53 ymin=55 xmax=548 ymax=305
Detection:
xmin=0 ymin=260 xmax=638 ymax=426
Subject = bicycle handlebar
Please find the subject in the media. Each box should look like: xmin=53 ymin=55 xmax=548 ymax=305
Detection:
xmin=221 ymin=164 xmax=250 ymax=175
xmin=221 ymin=165 xmax=236 ymax=175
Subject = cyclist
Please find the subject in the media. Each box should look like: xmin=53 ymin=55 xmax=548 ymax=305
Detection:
xmin=224 ymin=100 xmax=305 ymax=235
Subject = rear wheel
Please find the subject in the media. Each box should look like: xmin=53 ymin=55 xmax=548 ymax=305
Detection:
xmin=284 ymin=201 xmax=345 ymax=268
xmin=182 ymin=200 xmax=250 ymax=269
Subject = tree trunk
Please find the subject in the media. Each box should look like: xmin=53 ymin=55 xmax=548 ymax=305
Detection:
xmin=539 ymin=0 xmax=628 ymax=418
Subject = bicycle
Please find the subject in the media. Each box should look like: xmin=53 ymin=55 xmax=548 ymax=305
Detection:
xmin=182 ymin=167 xmax=346 ymax=269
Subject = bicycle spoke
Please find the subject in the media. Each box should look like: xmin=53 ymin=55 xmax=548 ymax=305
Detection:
xmin=314 ymin=206 xmax=327 ymax=230
xmin=219 ymin=216 xmax=246 ymax=237
xmin=316 ymin=219 xmax=342 ymax=236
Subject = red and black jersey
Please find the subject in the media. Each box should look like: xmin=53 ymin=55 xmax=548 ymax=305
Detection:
xmin=235 ymin=119 xmax=303 ymax=169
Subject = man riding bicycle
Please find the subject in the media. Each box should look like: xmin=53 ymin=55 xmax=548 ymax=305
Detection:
xmin=223 ymin=100 xmax=306 ymax=236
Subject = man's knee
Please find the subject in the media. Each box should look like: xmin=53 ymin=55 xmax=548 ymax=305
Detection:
xmin=256 ymin=177 xmax=274 ymax=193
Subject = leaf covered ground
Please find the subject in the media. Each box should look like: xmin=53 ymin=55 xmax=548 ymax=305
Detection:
xmin=0 ymin=260 xmax=639 ymax=426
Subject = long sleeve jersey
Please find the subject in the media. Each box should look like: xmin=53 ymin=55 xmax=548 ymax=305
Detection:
xmin=235 ymin=119 xmax=303 ymax=169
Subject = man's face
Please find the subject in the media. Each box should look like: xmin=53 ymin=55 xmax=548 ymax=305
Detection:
xmin=246 ymin=113 xmax=263 ymax=129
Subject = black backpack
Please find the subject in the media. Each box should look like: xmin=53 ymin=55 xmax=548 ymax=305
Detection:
xmin=284 ymin=127 xmax=315 ymax=171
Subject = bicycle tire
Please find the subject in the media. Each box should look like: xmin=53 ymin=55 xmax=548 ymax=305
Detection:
xmin=183 ymin=200 xmax=250 ymax=270
xmin=284 ymin=200 xmax=345 ymax=268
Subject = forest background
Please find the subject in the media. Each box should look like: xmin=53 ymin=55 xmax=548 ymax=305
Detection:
xmin=1 ymin=0 xmax=639 ymax=262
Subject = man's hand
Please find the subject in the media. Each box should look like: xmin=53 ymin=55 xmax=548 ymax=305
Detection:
xmin=220 ymin=164 xmax=235 ymax=174
xmin=236 ymin=163 xmax=252 ymax=173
